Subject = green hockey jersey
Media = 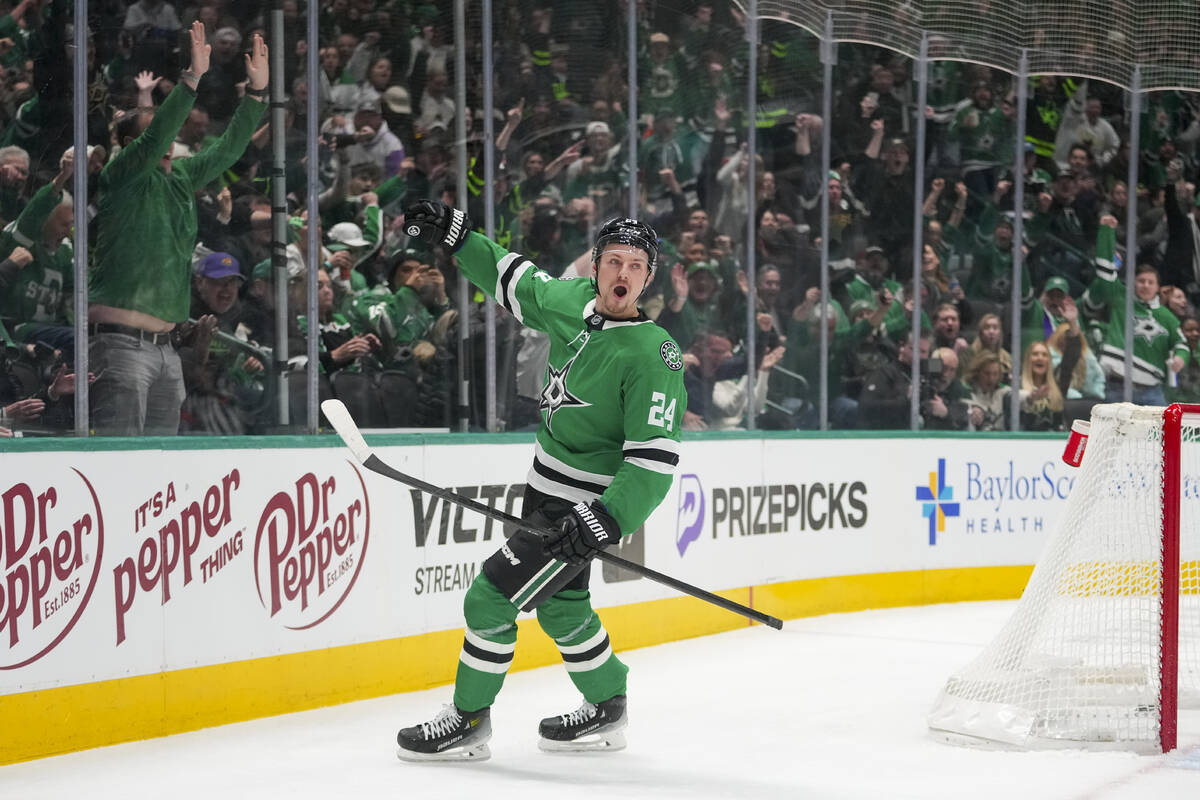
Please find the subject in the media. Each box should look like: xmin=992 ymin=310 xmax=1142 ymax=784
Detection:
xmin=0 ymin=181 xmax=73 ymax=326
xmin=1082 ymin=225 xmax=1189 ymax=386
xmin=953 ymin=104 xmax=1011 ymax=168
xmin=455 ymin=232 xmax=686 ymax=536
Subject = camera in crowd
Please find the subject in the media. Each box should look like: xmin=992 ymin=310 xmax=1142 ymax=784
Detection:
xmin=918 ymin=354 xmax=945 ymax=405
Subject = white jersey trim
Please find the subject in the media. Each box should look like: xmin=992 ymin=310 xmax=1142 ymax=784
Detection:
xmin=622 ymin=436 xmax=680 ymax=453
xmin=526 ymin=469 xmax=603 ymax=506
xmin=624 ymin=456 xmax=677 ymax=474
xmin=580 ymin=298 xmax=654 ymax=329
xmin=622 ymin=436 xmax=680 ymax=474
xmin=504 ymin=261 xmax=534 ymax=323
xmin=495 ymin=252 xmax=520 ymax=298
xmin=534 ymin=441 xmax=615 ymax=486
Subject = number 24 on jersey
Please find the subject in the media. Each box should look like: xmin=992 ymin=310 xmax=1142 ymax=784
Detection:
xmin=647 ymin=391 xmax=676 ymax=431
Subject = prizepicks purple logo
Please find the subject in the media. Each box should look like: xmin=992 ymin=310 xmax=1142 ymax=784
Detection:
xmin=675 ymin=474 xmax=705 ymax=556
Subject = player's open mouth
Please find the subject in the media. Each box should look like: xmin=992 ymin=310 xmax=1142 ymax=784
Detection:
xmin=613 ymin=286 xmax=628 ymax=298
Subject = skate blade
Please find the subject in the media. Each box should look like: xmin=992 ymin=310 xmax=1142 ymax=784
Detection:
xmin=396 ymin=742 xmax=491 ymax=763
xmin=538 ymin=722 xmax=627 ymax=753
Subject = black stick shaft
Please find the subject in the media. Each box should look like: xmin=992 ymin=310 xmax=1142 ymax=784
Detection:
xmin=360 ymin=454 xmax=783 ymax=630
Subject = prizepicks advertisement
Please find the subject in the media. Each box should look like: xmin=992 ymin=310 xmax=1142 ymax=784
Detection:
xmin=2 ymin=436 xmax=1075 ymax=694
xmin=662 ymin=438 xmax=1077 ymax=584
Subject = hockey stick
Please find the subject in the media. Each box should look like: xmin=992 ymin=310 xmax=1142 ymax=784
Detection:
xmin=320 ymin=399 xmax=783 ymax=630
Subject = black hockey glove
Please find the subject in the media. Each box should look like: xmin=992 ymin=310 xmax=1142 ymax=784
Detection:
xmin=542 ymin=501 xmax=621 ymax=566
xmin=403 ymin=200 xmax=472 ymax=252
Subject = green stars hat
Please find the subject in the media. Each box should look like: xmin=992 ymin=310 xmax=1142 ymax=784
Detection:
xmin=1044 ymin=276 xmax=1070 ymax=294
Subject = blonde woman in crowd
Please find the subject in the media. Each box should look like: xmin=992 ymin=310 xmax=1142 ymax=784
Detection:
xmin=1019 ymin=341 xmax=1064 ymax=431
xmin=1046 ymin=322 xmax=1104 ymax=399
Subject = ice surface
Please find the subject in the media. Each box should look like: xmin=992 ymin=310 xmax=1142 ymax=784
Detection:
xmin=1 ymin=601 xmax=1197 ymax=799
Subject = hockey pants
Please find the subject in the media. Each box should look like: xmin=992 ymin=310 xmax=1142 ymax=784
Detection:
xmin=452 ymin=490 xmax=628 ymax=713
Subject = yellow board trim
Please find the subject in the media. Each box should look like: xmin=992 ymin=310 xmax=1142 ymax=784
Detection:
xmin=0 ymin=565 xmax=1030 ymax=765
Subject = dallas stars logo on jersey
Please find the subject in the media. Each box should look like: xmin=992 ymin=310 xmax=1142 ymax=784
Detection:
xmin=1133 ymin=314 xmax=1168 ymax=345
xmin=660 ymin=340 xmax=683 ymax=371
xmin=540 ymin=352 xmax=591 ymax=430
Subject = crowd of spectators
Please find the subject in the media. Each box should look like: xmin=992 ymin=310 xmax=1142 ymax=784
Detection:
xmin=0 ymin=0 xmax=1198 ymax=436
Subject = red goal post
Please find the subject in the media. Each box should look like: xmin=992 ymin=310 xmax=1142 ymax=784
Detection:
xmin=1159 ymin=403 xmax=1200 ymax=752
xmin=929 ymin=403 xmax=1200 ymax=754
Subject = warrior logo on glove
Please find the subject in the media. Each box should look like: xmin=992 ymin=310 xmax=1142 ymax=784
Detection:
xmin=542 ymin=501 xmax=622 ymax=566
xmin=403 ymin=200 xmax=473 ymax=252
xmin=571 ymin=502 xmax=611 ymax=543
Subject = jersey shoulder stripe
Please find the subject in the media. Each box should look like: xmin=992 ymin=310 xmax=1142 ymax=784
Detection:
xmin=622 ymin=436 xmax=680 ymax=472
xmin=623 ymin=450 xmax=678 ymax=474
xmin=622 ymin=446 xmax=680 ymax=466
xmin=623 ymin=436 xmax=679 ymax=453
xmin=496 ymin=251 xmax=535 ymax=322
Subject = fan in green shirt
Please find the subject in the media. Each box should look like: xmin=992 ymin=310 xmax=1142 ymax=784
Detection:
xmin=88 ymin=23 xmax=268 ymax=436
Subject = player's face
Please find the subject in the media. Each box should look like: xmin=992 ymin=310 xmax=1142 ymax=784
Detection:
xmin=594 ymin=244 xmax=650 ymax=319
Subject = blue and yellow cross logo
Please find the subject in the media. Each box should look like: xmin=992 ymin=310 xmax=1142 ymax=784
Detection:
xmin=916 ymin=458 xmax=959 ymax=545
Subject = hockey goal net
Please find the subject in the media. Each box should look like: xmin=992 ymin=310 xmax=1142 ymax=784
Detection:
xmin=928 ymin=403 xmax=1200 ymax=753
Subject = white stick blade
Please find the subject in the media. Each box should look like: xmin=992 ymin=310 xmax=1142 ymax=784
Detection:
xmin=320 ymin=399 xmax=373 ymax=463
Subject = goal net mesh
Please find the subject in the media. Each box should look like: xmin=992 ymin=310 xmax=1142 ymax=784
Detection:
xmin=751 ymin=1 xmax=1200 ymax=92
xmin=927 ymin=404 xmax=1200 ymax=751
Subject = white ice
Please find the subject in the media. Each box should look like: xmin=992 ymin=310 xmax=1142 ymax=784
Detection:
xmin=3 ymin=600 xmax=1199 ymax=799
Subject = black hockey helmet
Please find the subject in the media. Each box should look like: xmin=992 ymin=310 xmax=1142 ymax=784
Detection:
xmin=591 ymin=217 xmax=660 ymax=274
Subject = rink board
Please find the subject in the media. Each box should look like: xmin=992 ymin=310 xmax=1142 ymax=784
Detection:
xmin=0 ymin=432 xmax=1077 ymax=762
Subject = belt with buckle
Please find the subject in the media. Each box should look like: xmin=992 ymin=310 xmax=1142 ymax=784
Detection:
xmin=89 ymin=322 xmax=174 ymax=345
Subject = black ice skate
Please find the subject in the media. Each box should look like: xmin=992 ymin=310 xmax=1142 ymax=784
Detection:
xmin=396 ymin=704 xmax=492 ymax=762
xmin=538 ymin=695 xmax=627 ymax=752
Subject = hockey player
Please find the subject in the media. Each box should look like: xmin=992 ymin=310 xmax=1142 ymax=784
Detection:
xmin=396 ymin=201 xmax=686 ymax=761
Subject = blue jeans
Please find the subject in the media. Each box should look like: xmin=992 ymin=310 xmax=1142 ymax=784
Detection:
xmin=89 ymin=332 xmax=185 ymax=435
xmin=1104 ymin=379 xmax=1166 ymax=406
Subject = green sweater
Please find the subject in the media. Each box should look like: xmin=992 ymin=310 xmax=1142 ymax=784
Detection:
xmin=455 ymin=232 xmax=686 ymax=537
xmin=91 ymin=85 xmax=265 ymax=322
xmin=0 ymin=181 xmax=73 ymax=325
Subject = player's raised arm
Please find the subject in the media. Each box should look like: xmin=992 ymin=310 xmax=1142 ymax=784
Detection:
xmin=404 ymin=199 xmax=564 ymax=332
